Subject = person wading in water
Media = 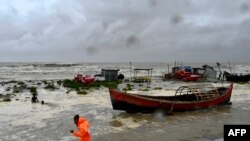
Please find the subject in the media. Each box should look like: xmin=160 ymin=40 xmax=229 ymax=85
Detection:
xmin=31 ymin=94 xmax=39 ymax=103
xmin=70 ymin=114 xmax=91 ymax=141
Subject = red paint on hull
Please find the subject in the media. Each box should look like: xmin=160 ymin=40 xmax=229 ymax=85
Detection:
xmin=109 ymin=84 xmax=233 ymax=112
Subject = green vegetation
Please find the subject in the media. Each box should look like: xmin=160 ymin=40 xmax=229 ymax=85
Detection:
xmin=122 ymin=83 xmax=134 ymax=91
xmin=63 ymin=79 xmax=82 ymax=91
xmin=13 ymin=85 xmax=20 ymax=93
xmin=5 ymin=87 xmax=11 ymax=91
xmin=122 ymin=88 xmax=128 ymax=91
xmin=139 ymin=88 xmax=149 ymax=91
xmin=77 ymin=89 xmax=88 ymax=95
xmin=2 ymin=98 xmax=11 ymax=102
xmin=154 ymin=87 xmax=162 ymax=90
xmin=126 ymin=83 xmax=134 ymax=88
xmin=122 ymin=87 xmax=132 ymax=91
xmin=89 ymin=80 xmax=120 ymax=89
xmin=238 ymin=82 xmax=247 ymax=85
xmin=17 ymin=81 xmax=25 ymax=85
xmin=57 ymin=80 xmax=62 ymax=86
xmin=13 ymin=82 xmax=27 ymax=93
xmin=43 ymin=80 xmax=48 ymax=85
xmin=29 ymin=87 xmax=37 ymax=95
xmin=44 ymin=83 xmax=56 ymax=90
xmin=62 ymin=79 xmax=121 ymax=94
xmin=66 ymin=89 xmax=73 ymax=94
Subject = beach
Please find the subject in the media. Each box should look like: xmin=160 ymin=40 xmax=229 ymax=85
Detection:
xmin=0 ymin=62 xmax=250 ymax=141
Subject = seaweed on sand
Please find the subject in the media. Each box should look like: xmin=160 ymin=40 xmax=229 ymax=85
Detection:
xmin=44 ymin=83 xmax=57 ymax=90
xmin=13 ymin=82 xmax=27 ymax=93
xmin=62 ymin=79 xmax=121 ymax=94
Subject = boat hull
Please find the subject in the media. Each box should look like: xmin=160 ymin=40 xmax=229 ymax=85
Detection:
xmin=224 ymin=72 xmax=250 ymax=82
xmin=109 ymin=84 xmax=233 ymax=112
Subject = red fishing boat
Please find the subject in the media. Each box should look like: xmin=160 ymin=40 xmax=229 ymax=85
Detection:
xmin=182 ymin=75 xmax=200 ymax=81
xmin=74 ymin=74 xmax=95 ymax=85
xmin=172 ymin=66 xmax=201 ymax=81
xmin=109 ymin=84 xmax=233 ymax=112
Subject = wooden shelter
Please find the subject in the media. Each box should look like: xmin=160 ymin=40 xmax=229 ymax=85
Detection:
xmin=133 ymin=68 xmax=153 ymax=82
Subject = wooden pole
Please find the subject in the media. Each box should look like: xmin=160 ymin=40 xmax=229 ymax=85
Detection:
xmin=130 ymin=62 xmax=132 ymax=81
xmin=168 ymin=64 xmax=169 ymax=74
xmin=228 ymin=61 xmax=232 ymax=73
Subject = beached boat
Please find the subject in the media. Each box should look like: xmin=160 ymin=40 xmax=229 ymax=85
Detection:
xmin=171 ymin=66 xmax=202 ymax=81
xmin=170 ymin=65 xmax=218 ymax=82
xmin=223 ymin=71 xmax=250 ymax=83
xmin=74 ymin=74 xmax=95 ymax=85
xmin=109 ymin=84 xmax=233 ymax=112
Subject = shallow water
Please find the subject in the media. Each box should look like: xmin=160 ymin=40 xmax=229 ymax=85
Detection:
xmin=0 ymin=81 xmax=249 ymax=141
xmin=1 ymin=62 xmax=249 ymax=81
xmin=0 ymin=63 xmax=250 ymax=141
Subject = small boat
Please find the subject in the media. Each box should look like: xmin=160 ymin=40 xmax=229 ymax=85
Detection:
xmin=172 ymin=66 xmax=201 ymax=81
xmin=223 ymin=71 xmax=250 ymax=83
xmin=169 ymin=65 xmax=218 ymax=82
xmin=74 ymin=74 xmax=95 ymax=85
xmin=182 ymin=75 xmax=200 ymax=81
xmin=109 ymin=84 xmax=233 ymax=113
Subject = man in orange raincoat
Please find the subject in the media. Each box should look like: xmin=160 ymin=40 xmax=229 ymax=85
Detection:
xmin=70 ymin=115 xmax=91 ymax=141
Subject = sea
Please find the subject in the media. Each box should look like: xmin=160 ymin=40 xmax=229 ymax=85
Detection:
xmin=0 ymin=62 xmax=250 ymax=141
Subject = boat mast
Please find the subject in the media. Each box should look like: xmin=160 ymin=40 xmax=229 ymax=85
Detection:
xmin=228 ymin=61 xmax=232 ymax=73
xmin=130 ymin=62 xmax=132 ymax=81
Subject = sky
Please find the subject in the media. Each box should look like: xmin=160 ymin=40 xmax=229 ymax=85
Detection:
xmin=0 ymin=0 xmax=250 ymax=63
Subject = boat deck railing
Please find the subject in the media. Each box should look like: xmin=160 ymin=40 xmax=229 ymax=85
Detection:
xmin=175 ymin=85 xmax=220 ymax=101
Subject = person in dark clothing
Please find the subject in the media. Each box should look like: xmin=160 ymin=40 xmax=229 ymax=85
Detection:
xmin=31 ymin=94 xmax=39 ymax=103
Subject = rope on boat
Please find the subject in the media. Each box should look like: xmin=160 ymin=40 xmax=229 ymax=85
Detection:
xmin=169 ymin=102 xmax=174 ymax=113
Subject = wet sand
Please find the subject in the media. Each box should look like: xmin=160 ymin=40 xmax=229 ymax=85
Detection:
xmin=1 ymin=80 xmax=250 ymax=141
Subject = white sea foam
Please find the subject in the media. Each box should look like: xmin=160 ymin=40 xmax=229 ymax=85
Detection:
xmin=1 ymin=62 xmax=250 ymax=140
xmin=0 ymin=87 xmax=112 ymax=129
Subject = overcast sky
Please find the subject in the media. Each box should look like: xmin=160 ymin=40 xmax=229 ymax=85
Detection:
xmin=0 ymin=0 xmax=250 ymax=63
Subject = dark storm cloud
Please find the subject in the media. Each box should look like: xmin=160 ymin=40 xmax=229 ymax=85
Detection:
xmin=86 ymin=46 xmax=98 ymax=55
xmin=0 ymin=0 xmax=250 ymax=62
xmin=126 ymin=35 xmax=140 ymax=48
